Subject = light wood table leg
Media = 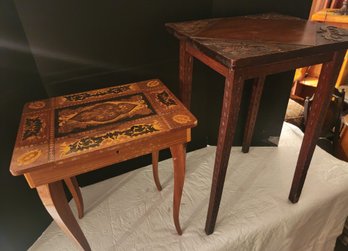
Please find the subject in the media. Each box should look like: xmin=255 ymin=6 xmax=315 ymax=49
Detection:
xmin=37 ymin=181 xmax=91 ymax=251
xmin=205 ymin=71 xmax=244 ymax=235
xmin=242 ymin=76 xmax=265 ymax=153
xmin=64 ymin=176 xmax=84 ymax=219
xmin=152 ymin=151 xmax=162 ymax=191
xmin=179 ymin=40 xmax=193 ymax=109
xmin=170 ymin=143 xmax=186 ymax=235
xmin=289 ymin=50 xmax=346 ymax=203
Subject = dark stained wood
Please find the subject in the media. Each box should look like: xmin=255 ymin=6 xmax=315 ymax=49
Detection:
xmin=179 ymin=41 xmax=193 ymax=108
xmin=242 ymin=76 xmax=266 ymax=153
xmin=64 ymin=176 xmax=84 ymax=219
xmin=166 ymin=14 xmax=348 ymax=68
xmin=37 ymin=181 xmax=91 ymax=251
xmin=170 ymin=143 xmax=186 ymax=235
xmin=152 ymin=151 xmax=162 ymax=191
xmin=237 ymin=52 xmax=334 ymax=78
xmin=166 ymin=13 xmax=348 ymax=234
xmin=9 ymin=79 xmax=197 ymax=248
xmin=205 ymin=70 xmax=244 ymax=234
xmin=289 ymin=50 xmax=345 ymax=203
xmin=186 ymin=43 xmax=229 ymax=77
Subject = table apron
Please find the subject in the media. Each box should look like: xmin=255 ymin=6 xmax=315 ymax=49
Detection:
xmin=186 ymin=42 xmax=229 ymax=76
xmin=24 ymin=129 xmax=191 ymax=188
xmin=186 ymin=42 xmax=335 ymax=80
xmin=237 ymin=52 xmax=334 ymax=79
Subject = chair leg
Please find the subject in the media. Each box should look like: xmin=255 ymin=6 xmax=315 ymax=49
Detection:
xmin=205 ymin=71 xmax=244 ymax=235
xmin=170 ymin=144 xmax=186 ymax=235
xmin=179 ymin=40 xmax=193 ymax=109
xmin=242 ymin=76 xmax=265 ymax=153
xmin=37 ymin=181 xmax=91 ymax=251
xmin=289 ymin=50 xmax=345 ymax=203
xmin=64 ymin=176 xmax=84 ymax=219
xmin=152 ymin=151 xmax=162 ymax=191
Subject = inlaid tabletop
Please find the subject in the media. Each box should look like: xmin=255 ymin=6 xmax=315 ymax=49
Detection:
xmin=10 ymin=79 xmax=197 ymax=175
xmin=166 ymin=13 xmax=348 ymax=67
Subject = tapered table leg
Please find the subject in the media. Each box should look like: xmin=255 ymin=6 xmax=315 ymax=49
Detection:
xmin=242 ymin=76 xmax=266 ymax=153
xmin=179 ymin=40 xmax=193 ymax=109
xmin=152 ymin=151 xmax=162 ymax=191
xmin=37 ymin=181 xmax=91 ymax=251
xmin=64 ymin=176 xmax=84 ymax=219
xmin=170 ymin=143 xmax=186 ymax=235
xmin=205 ymin=71 xmax=244 ymax=235
xmin=289 ymin=50 xmax=346 ymax=203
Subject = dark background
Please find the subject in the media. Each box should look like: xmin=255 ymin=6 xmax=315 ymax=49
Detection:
xmin=1 ymin=0 xmax=311 ymax=250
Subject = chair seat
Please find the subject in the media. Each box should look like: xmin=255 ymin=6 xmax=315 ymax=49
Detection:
xmin=10 ymin=79 xmax=197 ymax=187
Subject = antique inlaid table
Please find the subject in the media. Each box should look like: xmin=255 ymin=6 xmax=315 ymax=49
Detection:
xmin=9 ymin=79 xmax=197 ymax=250
xmin=166 ymin=13 xmax=348 ymax=234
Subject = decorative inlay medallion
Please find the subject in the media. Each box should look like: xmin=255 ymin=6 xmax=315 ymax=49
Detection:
xmin=173 ymin=115 xmax=191 ymax=124
xmin=156 ymin=91 xmax=176 ymax=107
xmin=61 ymin=122 xmax=161 ymax=156
xmin=146 ymin=80 xmax=160 ymax=87
xmin=63 ymin=85 xmax=131 ymax=102
xmin=55 ymin=93 xmax=156 ymax=137
xmin=17 ymin=149 xmax=42 ymax=166
xmin=28 ymin=101 xmax=46 ymax=110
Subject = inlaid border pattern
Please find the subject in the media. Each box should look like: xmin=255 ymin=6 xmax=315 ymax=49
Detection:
xmin=63 ymin=85 xmax=131 ymax=102
xmin=61 ymin=123 xmax=160 ymax=156
xmin=55 ymin=93 xmax=157 ymax=138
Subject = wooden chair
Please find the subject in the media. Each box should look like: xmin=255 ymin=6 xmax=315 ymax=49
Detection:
xmin=303 ymin=88 xmax=345 ymax=154
xmin=9 ymin=79 xmax=197 ymax=250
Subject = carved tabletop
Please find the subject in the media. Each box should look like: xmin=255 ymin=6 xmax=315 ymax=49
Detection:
xmin=9 ymin=79 xmax=197 ymax=250
xmin=166 ymin=13 xmax=348 ymax=68
xmin=10 ymin=79 xmax=196 ymax=185
xmin=166 ymin=13 xmax=348 ymax=235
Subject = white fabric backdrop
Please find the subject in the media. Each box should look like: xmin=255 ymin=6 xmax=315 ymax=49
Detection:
xmin=30 ymin=123 xmax=348 ymax=251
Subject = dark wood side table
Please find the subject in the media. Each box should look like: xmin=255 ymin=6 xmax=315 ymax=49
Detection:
xmin=9 ymin=79 xmax=197 ymax=250
xmin=166 ymin=13 xmax=348 ymax=234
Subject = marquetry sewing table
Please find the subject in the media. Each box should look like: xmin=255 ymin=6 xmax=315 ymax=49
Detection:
xmin=9 ymin=79 xmax=197 ymax=250
xmin=166 ymin=13 xmax=348 ymax=234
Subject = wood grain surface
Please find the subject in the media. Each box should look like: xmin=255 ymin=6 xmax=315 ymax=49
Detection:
xmin=167 ymin=13 xmax=348 ymax=235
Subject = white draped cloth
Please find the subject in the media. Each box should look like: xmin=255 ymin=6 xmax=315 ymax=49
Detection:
xmin=30 ymin=123 xmax=348 ymax=251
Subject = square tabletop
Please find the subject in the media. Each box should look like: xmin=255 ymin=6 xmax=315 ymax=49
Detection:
xmin=166 ymin=13 xmax=348 ymax=68
xmin=10 ymin=79 xmax=196 ymax=176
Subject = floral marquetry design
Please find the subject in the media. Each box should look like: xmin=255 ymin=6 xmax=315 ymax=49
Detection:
xmin=56 ymin=93 xmax=156 ymax=137
xmin=22 ymin=117 xmax=45 ymax=141
xmin=60 ymin=122 xmax=161 ymax=156
xmin=10 ymin=79 xmax=197 ymax=249
xmin=63 ymin=85 xmax=132 ymax=102
xmin=10 ymin=79 xmax=197 ymax=175
xmin=156 ymin=91 xmax=177 ymax=107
